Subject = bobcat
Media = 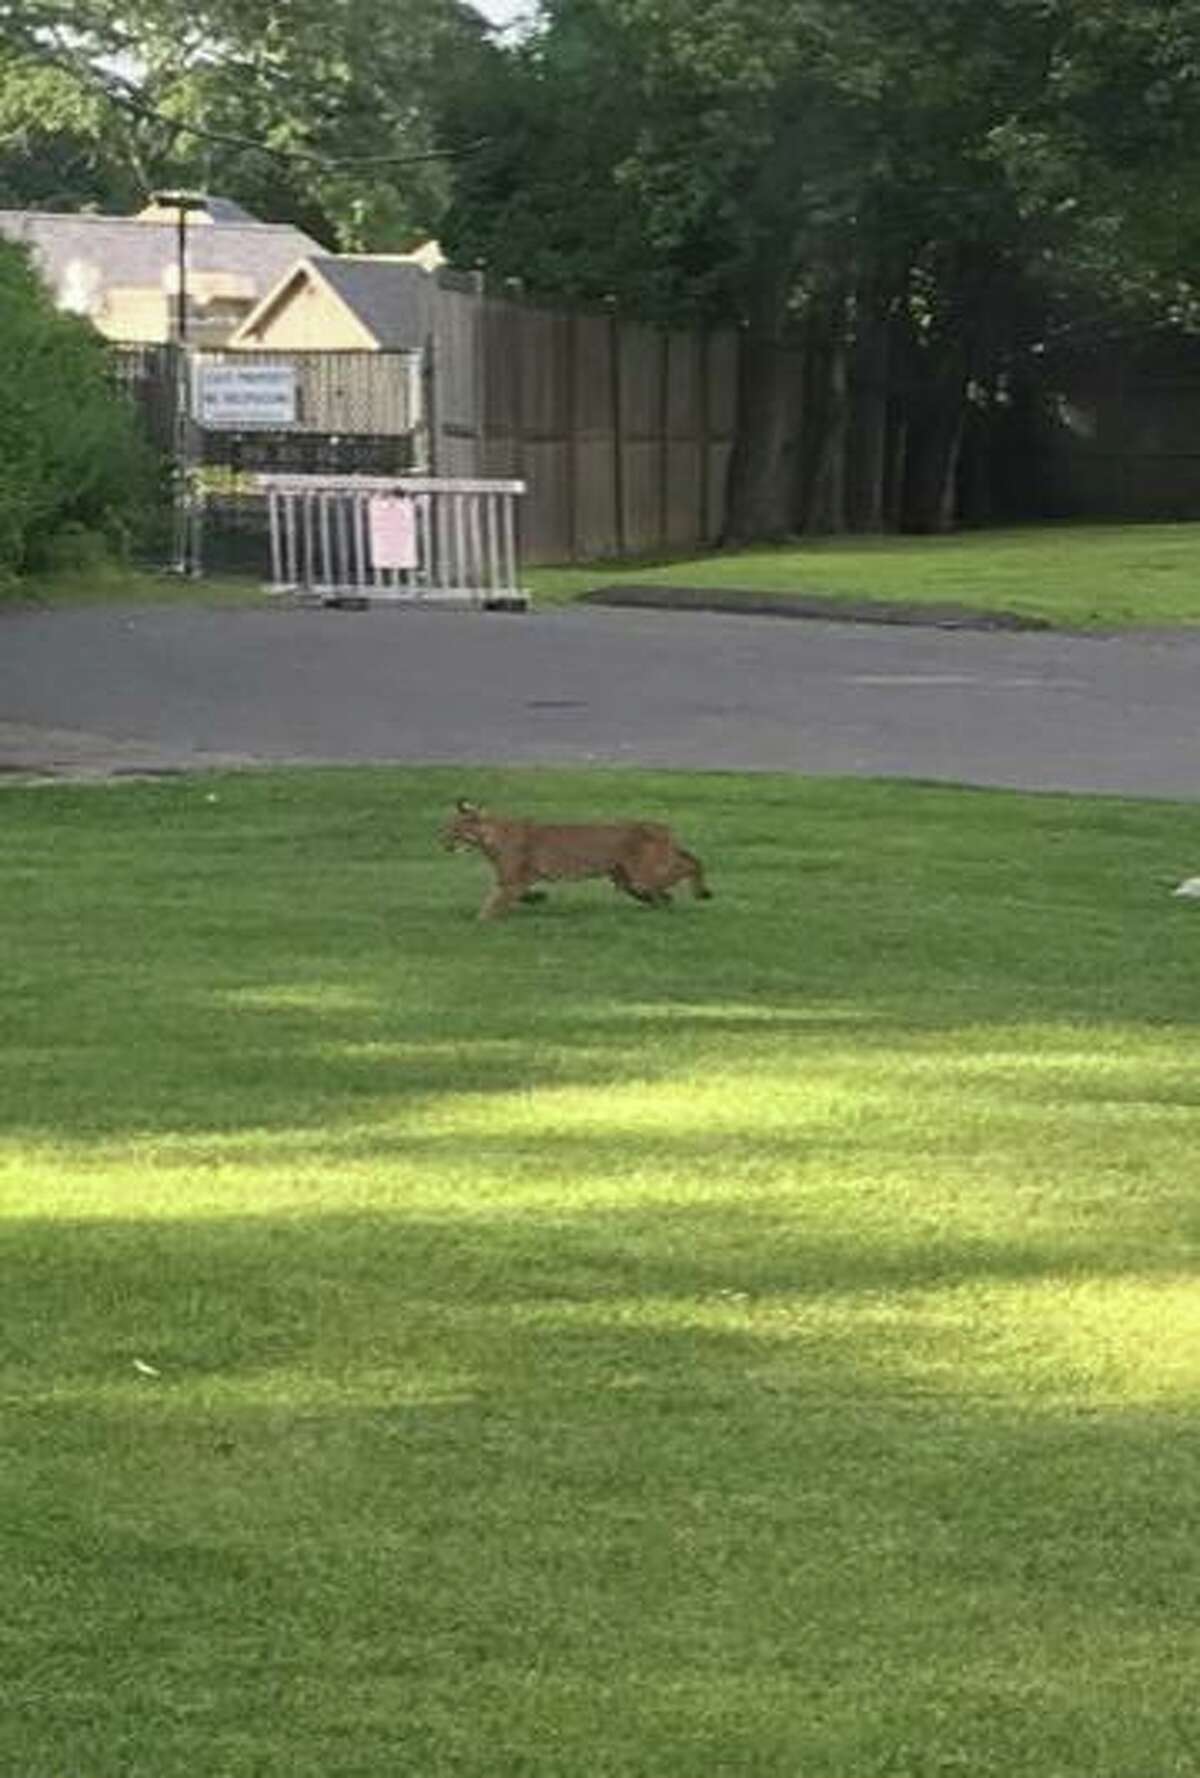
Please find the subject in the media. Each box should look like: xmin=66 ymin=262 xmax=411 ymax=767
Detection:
xmin=442 ymin=799 xmax=713 ymax=920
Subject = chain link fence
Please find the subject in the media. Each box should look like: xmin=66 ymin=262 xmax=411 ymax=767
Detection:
xmin=112 ymin=344 xmax=426 ymax=576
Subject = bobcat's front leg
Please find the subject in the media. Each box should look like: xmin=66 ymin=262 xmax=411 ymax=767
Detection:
xmin=479 ymin=879 xmax=526 ymax=920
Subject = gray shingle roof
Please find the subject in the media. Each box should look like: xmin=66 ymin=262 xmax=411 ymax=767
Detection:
xmin=181 ymin=197 xmax=260 ymax=224
xmin=0 ymin=207 xmax=324 ymax=316
xmin=306 ymin=256 xmax=436 ymax=349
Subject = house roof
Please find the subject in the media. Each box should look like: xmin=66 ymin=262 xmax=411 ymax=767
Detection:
xmin=230 ymin=253 xmax=440 ymax=350
xmin=310 ymin=256 xmax=434 ymax=347
xmin=134 ymin=195 xmax=263 ymax=225
xmin=0 ymin=205 xmax=325 ymax=319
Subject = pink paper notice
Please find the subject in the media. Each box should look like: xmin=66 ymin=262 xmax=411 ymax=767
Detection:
xmin=369 ymin=496 xmax=419 ymax=570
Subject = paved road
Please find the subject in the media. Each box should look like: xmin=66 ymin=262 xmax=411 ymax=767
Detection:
xmin=2 ymin=601 xmax=1199 ymax=798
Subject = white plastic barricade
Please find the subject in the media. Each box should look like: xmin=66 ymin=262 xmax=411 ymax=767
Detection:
xmin=258 ymin=474 xmax=528 ymax=608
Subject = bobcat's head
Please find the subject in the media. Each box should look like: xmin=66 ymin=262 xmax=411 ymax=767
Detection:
xmin=442 ymin=799 xmax=488 ymax=851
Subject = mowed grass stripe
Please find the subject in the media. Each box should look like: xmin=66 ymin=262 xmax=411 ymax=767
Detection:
xmin=2 ymin=765 xmax=1199 ymax=1778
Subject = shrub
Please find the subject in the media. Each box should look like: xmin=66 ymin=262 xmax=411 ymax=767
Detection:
xmin=0 ymin=239 xmax=163 ymax=586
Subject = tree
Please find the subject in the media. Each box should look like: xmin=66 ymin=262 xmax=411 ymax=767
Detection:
xmin=0 ymin=0 xmax=498 ymax=246
xmin=0 ymin=48 xmax=146 ymax=209
xmin=0 ymin=239 xmax=161 ymax=582
xmin=9 ymin=0 xmax=1200 ymax=541
xmin=442 ymin=0 xmax=1200 ymax=538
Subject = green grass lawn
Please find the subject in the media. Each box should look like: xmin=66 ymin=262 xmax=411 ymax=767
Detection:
xmin=4 ymin=764 xmax=1200 ymax=1777
xmin=13 ymin=520 xmax=1200 ymax=631
xmin=5 ymin=562 xmax=265 ymax=608
xmin=528 ymin=521 xmax=1200 ymax=629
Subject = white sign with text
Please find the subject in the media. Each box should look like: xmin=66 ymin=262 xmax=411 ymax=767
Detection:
xmin=195 ymin=364 xmax=297 ymax=429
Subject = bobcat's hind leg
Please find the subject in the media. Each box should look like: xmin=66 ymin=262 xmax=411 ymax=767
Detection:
xmin=676 ymin=848 xmax=713 ymax=900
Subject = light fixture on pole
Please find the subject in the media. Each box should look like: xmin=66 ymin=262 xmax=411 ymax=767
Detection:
xmin=151 ymin=190 xmax=208 ymax=575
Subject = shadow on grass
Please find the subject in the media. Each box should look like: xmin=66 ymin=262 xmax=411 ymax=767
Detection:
xmin=0 ymin=1201 xmax=1180 ymax=1372
xmin=4 ymin=763 xmax=1200 ymax=1153
xmin=5 ymin=773 xmax=1200 ymax=1769
xmin=4 ymin=993 xmax=1199 ymax=1152
xmin=5 ymin=1202 xmax=1200 ymax=1778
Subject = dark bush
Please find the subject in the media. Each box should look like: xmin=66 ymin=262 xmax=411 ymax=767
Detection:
xmin=0 ymin=239 xmax=163 ymax=586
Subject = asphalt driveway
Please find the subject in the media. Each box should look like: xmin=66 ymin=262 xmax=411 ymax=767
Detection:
xmin=2 ymin=600 xmax=1199 ymax=798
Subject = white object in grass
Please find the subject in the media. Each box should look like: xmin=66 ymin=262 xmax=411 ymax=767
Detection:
xmin=1172 ymin=877 xmax=1200 ymax=898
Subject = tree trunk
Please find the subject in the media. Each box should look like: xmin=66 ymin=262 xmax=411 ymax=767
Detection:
xmin=900 ymin=346 xmax=969 ymax=533
xmin=795 ymin=289 xmax=851 ymax=533
xmin=895 ymin=243 xmax=1013 ymax=532
xmin=846 ymin=285 xmax=895 ymax=532
xmin=955 ymin=400 xmax=993 ymax=527
xmin=903 ymin=406 xmax=966 ymax=531
xmin=722 ymin=269 xmax=800 ymax=545
xmin=884 ymin=406 xmax=908 ymax=531
xmin=803 ymin=336 xmax=849 ymax=532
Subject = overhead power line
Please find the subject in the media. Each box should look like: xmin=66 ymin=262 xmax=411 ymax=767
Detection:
xmin=105 ymin=76 xmax=489 ymax=168
xmin=20 ymin=36 xmax=488 ymax=170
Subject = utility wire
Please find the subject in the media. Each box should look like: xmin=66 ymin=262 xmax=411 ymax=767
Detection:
xmin=107 ymin=77 xmax=489 ymax=167
xmin=17 ymin=36 xmax=488 ymax=170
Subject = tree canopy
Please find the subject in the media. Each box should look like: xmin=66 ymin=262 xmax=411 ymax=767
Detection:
xmin=0 ymin=0 xmax=497 ymax=245
xmin=441 ymin=0 xmax=1200 ymax=531
xmin=5 ymin=0 xmax=1200 ymax=536
xmin=449 ymin=4 xmax=1197 ymax=326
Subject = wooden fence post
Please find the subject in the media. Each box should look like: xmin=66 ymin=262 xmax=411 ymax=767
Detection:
xmin=566 ymin=307 xmax=579 ymax=562
xmin=659 ymin=328 xmax=671 ymax=551
xmin=608 ymin=299 xmax=626 ymax=557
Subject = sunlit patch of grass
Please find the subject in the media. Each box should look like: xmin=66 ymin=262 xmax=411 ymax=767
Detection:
xmin=528 ymin=520 xmax=1200 ymax=628
xmin=213 ymin=983 xmax=380 ymax=1014
xmin=3 ymin=765 xmax=1200 ymax=1776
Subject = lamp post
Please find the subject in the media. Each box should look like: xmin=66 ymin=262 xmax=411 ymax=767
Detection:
xmin=152 ymin=190 xmax=208 ymax=574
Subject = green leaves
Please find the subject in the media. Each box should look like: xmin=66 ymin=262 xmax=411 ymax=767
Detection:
xmin=0 ymin=242 xmax=160 ymax=583
xmin=0 ymin=0 xmax=494 ymax=246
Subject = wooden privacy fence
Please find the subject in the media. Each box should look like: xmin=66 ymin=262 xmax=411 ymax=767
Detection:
xmin=258 ymin=474 xmax=528 ymax=608
xmin=432 ymin=289 xmax=741 ymax=563
xmin=114 ymin=306 xmax=740 ymax=565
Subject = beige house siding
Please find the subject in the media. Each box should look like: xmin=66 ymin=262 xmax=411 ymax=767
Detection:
xmin=105 ymin=284 xmax=257 ymax=346
xmin=228 ymin=257 xmax=438 ymax=354
xmin=103 ymin=287 xmax=172 ymax=343
xmin=234 ymin=276 xmax=380 ymax=350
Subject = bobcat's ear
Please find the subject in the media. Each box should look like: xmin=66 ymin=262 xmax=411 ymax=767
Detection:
xmin=456 ymin=798 xmax=479 ymax=814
